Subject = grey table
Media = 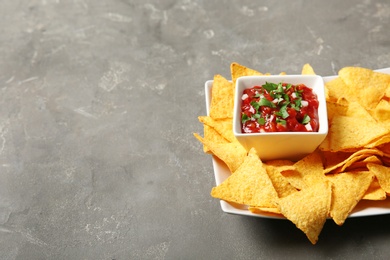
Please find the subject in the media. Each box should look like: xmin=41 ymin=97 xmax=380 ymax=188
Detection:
xmin=0 ymin=0 xmax=389 ymax=259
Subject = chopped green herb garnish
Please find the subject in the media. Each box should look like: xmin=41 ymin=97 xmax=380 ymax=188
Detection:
xmin=258 ymin=98 xmax=276 ymax=108
xmin=251 ymin=101 xmax=261 ymax=111
xmin=258 ymin=117 xmax=265 ymax=125
xmin=276 ymin=118 xmax=286 ymax=126
xmin=294 ymin=98 xmax=302 ymax=108
xmin=294 ymin=91 xmax=302 ymax=99
xmin=262 ymin=82 xmax=278 ymax=93
xmin=242 ymin=114 xmax=250 ymax=124
xmin=302 ymin=114 xmax=311 ymax=125
xmin=276 ymin=83 xmax=284 ymax=93
xmin=276 ymin=103 xmax=289 ymax=119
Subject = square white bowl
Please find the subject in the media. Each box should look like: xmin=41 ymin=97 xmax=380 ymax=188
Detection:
xmin=233 ymin=75 xmax=328 ymax=161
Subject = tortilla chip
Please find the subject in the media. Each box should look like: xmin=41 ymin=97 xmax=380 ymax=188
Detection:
xmin=301 ymin=64 xmax=316 ymax=75
xmin=325 ymin=77 xmax=348 ymax=103
xmin=265 ymin=165 xmax=298 ymax=198
xmin=194 ymin=133 xmax=247 ymax=172
xmin=210 ymin=148 xmax=278 ymax=208
xmin=362 ymin=177 xmax=387 ymax=200
xmin=294 ymin=150 xmax=325 ymax=186
xmin=344 ymin=155 xmax=382 ymax=172
xmin=322 ymin=150 xmax=354 ymax=172
xmin=277 ymin=181 xmax=332 ymax=245
xmin=325 ymin=100 xmax=348 ymax=121
xmin=264 ymin=159 xmax=295 ymax=172
xmin=248 ymin=206 xmax=282 ymax=216
xmin=371 ymin=100 xmax=390 ymax=128
xmin=367 ymin=163 xmax=390 ymax=194
xmin=280 ymin=169 xmax=305 ymax=190
xmin=327 ymin=171 xmax=374 ymax=225
xmin=323 ymin=149 xmax=383 ymax=174
xmin=338 ymin=67 xmax=390 ymax=110
xmin=202 ymin=124 xmax=229 ymax=153
xmin=327 ymin=115 xmax=389 ymax=152
xmin=378 ymin=143 xmax=390 ymax=154
xmin=198 ymin=116 xmax=236 ymax=143
xmin=230 ymin=62 xmax=263 ymax=86
xmin=365 ymin=135 xmax=390 ymax=148
xmin=209 ymin=74 xmax=235 ymax=119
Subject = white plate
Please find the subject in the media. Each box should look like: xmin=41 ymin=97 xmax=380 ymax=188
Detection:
xmin=205 ymin=67 xmax=390 ymax=219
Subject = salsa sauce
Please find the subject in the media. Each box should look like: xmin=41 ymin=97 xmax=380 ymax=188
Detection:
xmin=240 ymin=82 xmax=319 ymax=133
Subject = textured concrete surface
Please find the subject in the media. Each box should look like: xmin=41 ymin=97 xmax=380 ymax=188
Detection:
xmin=0 ymin=0 xmax=389 ymax=259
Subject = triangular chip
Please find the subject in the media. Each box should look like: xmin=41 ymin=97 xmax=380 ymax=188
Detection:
xmin=264 ymin=159 xmax=295 ymax=173
xmin=344 ymin=155 xmax=382 ymax=172
xmin=210 ymin=148 xmax=278 ymax=208
xmin=193 ymin=133 xmax=247 ymax=172
xmin=378 ymin=142 xmax=390 ymax=154
xmin=338 ymin=67 xmax=390 ymax=110
xmin=277 ymin=181 xmax=332 ymax=245
xmin=371 ymin=100 xmax=390 ymax=129
xmin=362 ymin=177 xmax=386 ymax=200
xmin=230 ymin=62 xmax=263 ymax=86
xmin=327 ymin=171 xmax=373 ymax=225
xmin=325 ymin=77 xmax=348 ymax=103
xmin=248 ymin=206 xmax=282 ymax=216
xmin=294 ymin=150 xmax=325 ymax=186
xmin=202 ymin=124 xmax=229 ymax=153
xmin=365 ymin=135 xmax=390 ymax=148
xmin=265 ymin=166 xmax=297 ymax=198
xmin=367 ymin=163 xmax=390 ymax=194
xmin=301 ymin=63 xmax=316 ymax=75
xmin=327 ymin=115 xmax=389 ymax=152
xmin=209 ymin=74 xmax=235 ymax=119
xmin=323 ymin=149 xmax=383 ymax=174
xmin=198 ymin=116 xmax=236 ymax=143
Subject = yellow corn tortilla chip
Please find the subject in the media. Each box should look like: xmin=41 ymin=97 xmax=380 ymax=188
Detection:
xmin=265 ymin=165 xmax=298 ymax=198
xmin=338 ymin=67 xmax=390 ymax=110
xmin=344 ymin=155 xmax=382 ymax=172
xmin=301 ymin=63 xmax=316 ymax=75
xmin=280 ymin=169 xmax=306 ymax=190
xmin=209 ymin=74 xmax=235 ymax=119
xmin=325 ymin=77 xmax=348 ymax=103
xmin=323 ymin=149 xmax=383 ymax=174
xmin=277 ymin=181 xmax=332 ymax=245
xmin=264 ymin=159 xmax=295 ymax=172
xmin=378 ymin=142 xmax=390 ymax=154
xmin=230 ymin=62 xmax=263 ymax=86
xmin=322 ymin=150 xmax=354 ymax=173
xmin=248 ymin=206 xmax=282 ymax=216
xmin=293 ymin=150 xmax=325 ymax=187
xmin=324 ymin=100 xmax=349 ymax=123
xmin=193 ymin=133 xmax=247 ymax=172
xmin=327 ymin=115 xmax=389 ymax=152
xmin=365 ymin=135 xmax=390 ymax=149
xmin=362 ymin=177 xmax=387 ymax=200
xmin=198 ymin=116 xmax=236 ymax=143
xmin=367 ymin=163 xmax=390 ymax=194
xmin=210 ymin=148 xmax=278 ymax=208
xmin=327 ymin=171 xmax=374 ymax=226
xmin=371 ymin=99 xmax=390 ymax=128
xmin=202 ymin=124 xmax=229 ymax=153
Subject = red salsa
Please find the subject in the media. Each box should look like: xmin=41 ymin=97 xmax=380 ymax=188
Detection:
xmin=241 ymin=82 xmax=319 ymax=133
